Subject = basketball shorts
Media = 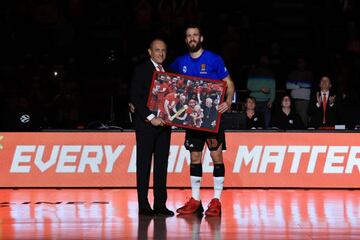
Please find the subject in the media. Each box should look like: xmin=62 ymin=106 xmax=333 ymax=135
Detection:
xmin=184 ymin=124 xmax=226 ymax=152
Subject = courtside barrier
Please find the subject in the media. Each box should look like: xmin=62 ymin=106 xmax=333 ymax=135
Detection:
xmin=1 ymin=131 xmax=360 ymax=187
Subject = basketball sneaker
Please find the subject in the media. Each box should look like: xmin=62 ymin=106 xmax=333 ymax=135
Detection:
xmin=204 ymin=198 xmax=221 ymax=216
xmin=176 ymin=197 xmax=204 ymax=215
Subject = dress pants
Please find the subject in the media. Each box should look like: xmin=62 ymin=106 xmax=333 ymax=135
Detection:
xmin=256 ymin=101 xmax=271 ymax=129
xmin=135 ymin=127 xmax=171 ymax=210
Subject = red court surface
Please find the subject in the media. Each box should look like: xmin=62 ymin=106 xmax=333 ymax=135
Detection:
xmin=1 ymin=188 xmax=360 ymax=239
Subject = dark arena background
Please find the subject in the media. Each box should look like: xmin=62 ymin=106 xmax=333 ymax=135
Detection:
xmin=1 ymin=0 xmax=360 ymax=239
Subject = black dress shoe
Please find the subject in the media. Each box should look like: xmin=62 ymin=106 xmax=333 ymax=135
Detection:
xmin=153 ymin=207 xmax=174 ymax=216
xmin=138 ymin=208 xmax=155 ymax=216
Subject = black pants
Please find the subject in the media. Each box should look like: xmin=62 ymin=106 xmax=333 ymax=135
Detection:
xmin=135 ymin=127 xmax=171 ymax=210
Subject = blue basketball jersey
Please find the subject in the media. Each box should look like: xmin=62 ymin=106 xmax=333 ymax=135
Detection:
xmin=169 ymin=50 xmax=229 ymax=81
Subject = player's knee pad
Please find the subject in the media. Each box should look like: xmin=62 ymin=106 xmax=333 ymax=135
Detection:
xmin=213 ymin=163 xmax=225 ymax=177
xmin=190 ymin=163 xmax=203 ymax=177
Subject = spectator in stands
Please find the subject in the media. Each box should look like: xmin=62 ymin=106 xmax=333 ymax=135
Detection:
xmin=333 ymin=53 xmax=360 ymax=129
xmin=308 ymin=76 xmax=337 ymax=129
xmin=286 ymin=57 xmax=314 ymax=128
xmin=247 ymin=54 xmax=276 ymax=128
xmin=270 ymin=95 xmax=304 ymax=130
xmin=244 ymin=96 xmax=264 ymax=129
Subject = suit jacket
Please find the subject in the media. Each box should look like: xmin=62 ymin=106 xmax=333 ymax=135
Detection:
xmin=130 ymin=59 xmax=165 ymax=132
xmin=309 ymin=90 xmax=337 ymax=128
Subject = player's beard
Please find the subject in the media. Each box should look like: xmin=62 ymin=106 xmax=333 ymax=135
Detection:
xmin=187 ymin=40 xmax=202 ymax=52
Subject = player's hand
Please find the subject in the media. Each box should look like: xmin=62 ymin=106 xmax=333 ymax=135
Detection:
xmin=218 ymin=102 xmax=230 ymax=113
xmin=150 ymin=117 xmax=165 ymax=126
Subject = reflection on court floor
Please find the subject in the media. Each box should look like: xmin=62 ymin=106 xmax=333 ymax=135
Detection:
xmin=1 ymin=189 xmax=360 ymax=239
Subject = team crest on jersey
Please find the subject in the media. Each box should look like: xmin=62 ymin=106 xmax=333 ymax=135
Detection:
xmin=182 ymin=66 xmax=187 ymax=73
xmin=200 ymin=63 xmax=207 ymax=74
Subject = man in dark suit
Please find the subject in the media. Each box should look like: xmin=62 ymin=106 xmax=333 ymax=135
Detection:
xmin=309 ymin=76 xmax=337 ymax=129
xmin=130 ymin=38 xmax=174 ymax=216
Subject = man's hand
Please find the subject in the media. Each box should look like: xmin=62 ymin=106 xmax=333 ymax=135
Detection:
xmin=150 ymin=117 xmax=165 ymax=126
xmin=128 ymin=103 xmax=135 ymax=113
xmin=267 ymin=101 xmax=273 ymax=108
xmin=329 ymin=95 xmax=336 ymax=105
xmin=316 ymin=92 xmax=322 ymax=106
xmin=261 ymin=87 xmax=270 ymax=93
xmin=218 ymin=101 xmax=231 ymax=113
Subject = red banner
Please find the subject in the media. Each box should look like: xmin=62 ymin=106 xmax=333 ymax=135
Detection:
xmin=1 ymin=132 xmax=360 ymax=187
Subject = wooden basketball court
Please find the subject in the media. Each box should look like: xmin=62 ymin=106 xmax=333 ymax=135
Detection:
xmin=1 ymin=188 xmax=359 ymax=239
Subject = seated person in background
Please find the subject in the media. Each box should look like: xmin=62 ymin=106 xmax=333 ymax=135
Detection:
xmin=244 ymin=96 xmax=264 ymax=129
xmin=270 ymin=95 xmax=304 ymax=130
xmin=308 ymin=76 xmax=337 ymax=129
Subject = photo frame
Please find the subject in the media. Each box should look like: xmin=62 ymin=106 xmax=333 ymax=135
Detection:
xmin=147 ymin=71 xmax=226 ymax=133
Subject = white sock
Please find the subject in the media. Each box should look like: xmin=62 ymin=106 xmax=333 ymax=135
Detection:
xmin=190 ymin=176 xmax=202 ymax=201
xmin=213 ymin=177 xmax=224 ymax=199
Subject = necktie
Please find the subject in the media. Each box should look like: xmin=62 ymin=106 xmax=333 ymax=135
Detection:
xmin=157 ymin=65 xmax=164 ymax=72
xmin=322 ymin=93 xmax=327 ymax=124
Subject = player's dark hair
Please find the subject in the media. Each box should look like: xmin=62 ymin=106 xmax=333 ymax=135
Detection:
xmin=184 ymin=24 xmax=203 ymax=36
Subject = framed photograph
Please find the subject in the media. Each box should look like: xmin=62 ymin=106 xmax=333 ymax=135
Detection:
xmin=147 ymin=71 xmax=226 ymax=133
